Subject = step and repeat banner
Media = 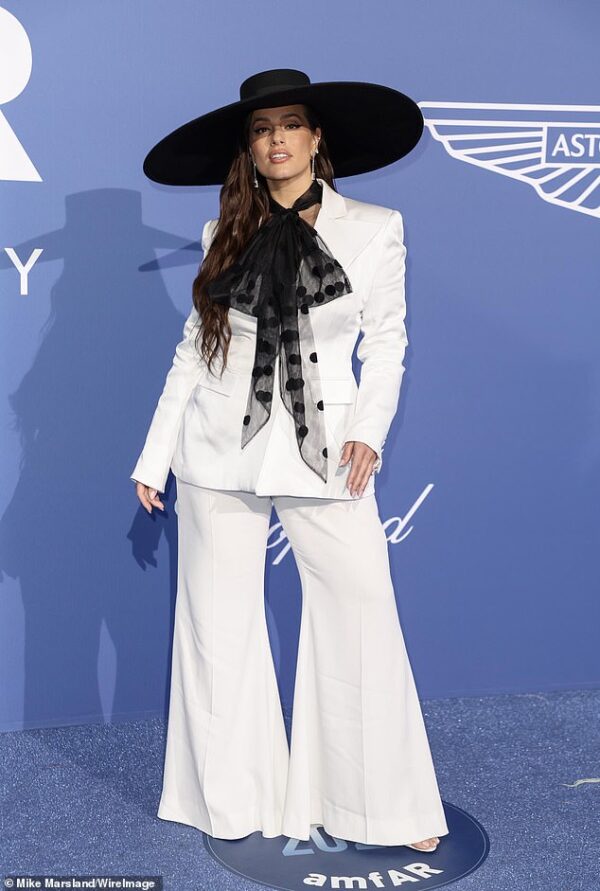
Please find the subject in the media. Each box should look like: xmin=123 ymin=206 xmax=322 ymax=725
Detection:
xmin=1 ymin=1 xmax=598 ymax=731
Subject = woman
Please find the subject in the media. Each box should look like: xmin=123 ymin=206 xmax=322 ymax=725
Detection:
xmin=131 ymin=68 xmax=449 ymax=851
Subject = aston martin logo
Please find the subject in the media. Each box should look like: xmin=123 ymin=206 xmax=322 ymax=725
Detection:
xmin=418 ymin=102 xmax=600 ymax=218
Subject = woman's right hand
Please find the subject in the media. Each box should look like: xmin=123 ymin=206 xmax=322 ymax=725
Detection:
xmin=135 ymin=481 xmax=165 ymax=514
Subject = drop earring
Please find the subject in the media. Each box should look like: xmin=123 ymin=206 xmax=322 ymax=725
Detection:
xmin=311 ymin=143 xmax=319 ymax=180
xmin=251 ymin=154 xmax=259 ymax=189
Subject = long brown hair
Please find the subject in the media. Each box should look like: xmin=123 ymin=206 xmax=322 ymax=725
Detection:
xmin=191 ymin=103 xmax=338 ymax=376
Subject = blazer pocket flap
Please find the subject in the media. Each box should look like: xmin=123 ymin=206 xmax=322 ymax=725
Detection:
xmin=196 ymin=366 xmax=237 ymax=396
xmin=320 ymin=378 xmax=356 ymax=404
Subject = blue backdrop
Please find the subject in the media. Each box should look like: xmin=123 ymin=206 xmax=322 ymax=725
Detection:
xmin=1 ymin=0 xmax=598 ymax=731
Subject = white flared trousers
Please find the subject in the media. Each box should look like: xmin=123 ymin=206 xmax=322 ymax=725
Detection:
xmin=157 ymin=479 xmax=450 ymax=846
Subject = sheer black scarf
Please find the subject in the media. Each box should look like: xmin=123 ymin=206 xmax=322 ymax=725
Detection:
xmin=206 ymin=179 xmax=353 ymax=483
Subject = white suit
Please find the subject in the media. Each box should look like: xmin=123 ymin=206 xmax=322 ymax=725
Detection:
xmin=132 ymin=179 xmax=450 ymax=846
xmin=130 ymin=178 xmax=408 ymax=499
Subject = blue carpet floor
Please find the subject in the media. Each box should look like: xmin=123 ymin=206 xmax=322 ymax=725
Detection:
xmin=1 ymin=688 xmax=598 ymax=890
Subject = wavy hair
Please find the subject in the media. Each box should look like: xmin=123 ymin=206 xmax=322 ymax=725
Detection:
xmin=191 ymin=103 xmax=338 ymax=376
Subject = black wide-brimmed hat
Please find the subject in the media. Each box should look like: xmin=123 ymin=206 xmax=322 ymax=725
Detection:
xmin=143 ymin=68 xmax=424 ymax=186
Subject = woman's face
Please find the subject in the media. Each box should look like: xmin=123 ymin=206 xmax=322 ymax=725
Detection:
xmin=248 ymin=104 xmax=321 ymax=185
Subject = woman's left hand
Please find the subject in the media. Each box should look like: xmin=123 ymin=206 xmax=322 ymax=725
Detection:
xmin=339 ymin=441 xmax=378 ymax=497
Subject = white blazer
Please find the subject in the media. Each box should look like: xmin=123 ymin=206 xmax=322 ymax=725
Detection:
xmin=130 ymin=177 xmax=408 ymax=500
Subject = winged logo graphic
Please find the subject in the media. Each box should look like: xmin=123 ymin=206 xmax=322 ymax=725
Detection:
xmin=418 ymin=102 xmax=600 ymax=218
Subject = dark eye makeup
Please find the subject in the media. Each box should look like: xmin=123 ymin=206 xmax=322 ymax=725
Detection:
xmin=252 ymin=122 xmax=302 ymax=134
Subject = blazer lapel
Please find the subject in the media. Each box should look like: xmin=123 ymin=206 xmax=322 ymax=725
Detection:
xmin=313 ymin=177 xmax=383 ymax=273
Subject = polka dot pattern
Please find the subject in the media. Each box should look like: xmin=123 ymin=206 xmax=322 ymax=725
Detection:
xmin=205 ymin=179 xmax=353 ymax=484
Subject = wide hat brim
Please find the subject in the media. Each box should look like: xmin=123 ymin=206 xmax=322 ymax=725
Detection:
xmin=143 ymin=80 xmax=424 ymax=186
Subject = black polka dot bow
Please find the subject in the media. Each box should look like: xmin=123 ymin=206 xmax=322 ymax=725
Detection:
xmin=206 ymin=179 xmax=353 ymax=483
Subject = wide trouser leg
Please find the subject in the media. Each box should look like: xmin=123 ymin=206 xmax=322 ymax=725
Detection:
xmin=273 ymin=492 xmax=450 ymax=846
xmin=157 ymin=480 xmax=290 ymax=839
